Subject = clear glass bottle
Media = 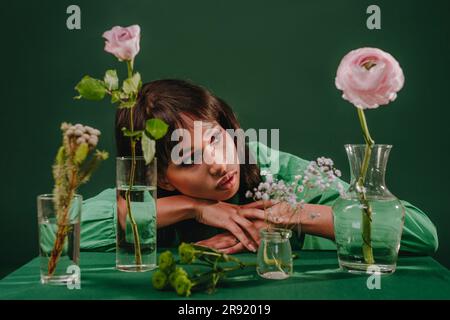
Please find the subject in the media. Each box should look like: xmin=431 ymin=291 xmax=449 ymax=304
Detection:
xmin=116 ymin=156 xmax=157 ymax=272
xmin=256 ymin=228 xmax=293 ymax=280
xmin=37 ymin=194 xmax=82 ymax=285
xmin=333 ymin=144 xmax=405 ymax=274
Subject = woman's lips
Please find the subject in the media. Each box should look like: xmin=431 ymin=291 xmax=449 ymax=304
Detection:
xmin=217 ymin=171 xmax=237 ymax=190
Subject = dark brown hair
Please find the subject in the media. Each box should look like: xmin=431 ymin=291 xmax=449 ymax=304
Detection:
xmin=115 ymin=79 xmax=261 ymax=201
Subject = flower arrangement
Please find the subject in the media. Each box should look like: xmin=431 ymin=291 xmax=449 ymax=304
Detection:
xmin=245 ymin=158 xmax=345 ymax=230
xmin=152 ymin=243 xmax=254 ymax=297
xmin=335 ymin=47 xmax=405 ymax=264
xmin=244 ymin=159 xmax=344 ymax=278
xmin=48 ymin=123 xmax=108 ymax=276
xmin=74 ymin=25 xmax=168 ymax=267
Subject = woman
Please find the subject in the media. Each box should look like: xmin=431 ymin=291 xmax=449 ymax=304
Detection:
xmin=80 ymin=79 xmax=438 ymax=255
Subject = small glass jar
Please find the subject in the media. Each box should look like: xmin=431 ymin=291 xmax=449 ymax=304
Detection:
xmin=256 ymin=228 xmax=293 ymax=280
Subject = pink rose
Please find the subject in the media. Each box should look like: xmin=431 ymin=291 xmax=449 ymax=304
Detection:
xmin=102 ymin=25 xmax=141 ymax=61
xmin=335 ymin=47 xmax=404 ymax=109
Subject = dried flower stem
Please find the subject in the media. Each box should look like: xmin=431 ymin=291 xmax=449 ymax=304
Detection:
xmin=48 ymin=168 xmax=77 ymax=275
xmin=47 ymin=123 xmax=108 ymax=276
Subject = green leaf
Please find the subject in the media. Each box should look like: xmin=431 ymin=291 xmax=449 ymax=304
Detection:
xmin=111 ymin=91 xmax=121 ymax=103
xmin=142 ymin=134 xmax=156 ymax=165
xmin=119 ymin=91 xmax=129 ymax=100
xmin=74 ymin=143 xmax=89 ymax=165
xmin=118 ymin=100 xmax=136 ymax=109
xmin=55 ymin=146 xmax=65 ymax=165
xmin=146 ymin=118 xmax=169 ymax=140
xmin=121 ymin=128 xmax=143 ymax=138
xmin=122 ymin=72 xmax=141 ymax=95
xmin=104 ymin=70 xmax=119 ymax=91
xmin=74 ymin=76 xmax=107 ymax=100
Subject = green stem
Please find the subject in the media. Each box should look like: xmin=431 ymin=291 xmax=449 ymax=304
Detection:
xmin=127 ymin=60 xmax=133 ymax=78
xmin=356 ymin=108 xmax=375 ymax=265
xmin=194 ymin=251 xmax=222 ymax=258
xmin=262 ymin=240 xmax=285 ymax=273
xmin=124 ymin=59 xmax=142 ymax=268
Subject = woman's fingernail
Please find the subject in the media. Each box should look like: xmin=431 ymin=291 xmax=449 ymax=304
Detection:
xmin=249 ymin=244 xmax=256 ymax=252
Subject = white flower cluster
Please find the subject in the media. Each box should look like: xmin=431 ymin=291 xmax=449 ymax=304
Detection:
xmin=61 ymin=122 xmax=101 ymax=148
xmin=245 ymin=156 xmax=346 ymax=208
xmin=303 ymin=157 xmax=344 ymax=196
xmin=245 ymin=170 xmax=300 ymax=208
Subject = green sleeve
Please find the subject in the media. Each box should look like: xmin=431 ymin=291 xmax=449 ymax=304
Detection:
xmin=248 ymin=141 xmax=439 ymax=254
xmin=80 ymin=188 xmax=117 ymax=252
xmin=398 ymin=200 xmax=438 ymax=255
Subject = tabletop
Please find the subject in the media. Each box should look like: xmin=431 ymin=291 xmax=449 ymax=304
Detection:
xmin=1 ymin=250 xmax=449 ymax=300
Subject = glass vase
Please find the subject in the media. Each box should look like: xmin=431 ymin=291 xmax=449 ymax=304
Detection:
xmin=256 ymin=228 xmax=293 ymax=280
xmin=116 ymin=156 xmax=157 ymax=272
xmin=37 ymin=194 xmax=82 ymax=285
xmin=332 ymin=144 xmax=405 ymax=274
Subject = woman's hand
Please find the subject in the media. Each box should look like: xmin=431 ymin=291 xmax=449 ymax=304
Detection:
xmin=234 ymin=200 xmax=300 ymax=226
xmin=240 ymin=200 xmax=335 ymax=239
xmin=195 ymin=216 xmax=271 ymax=254
xmin=194 ymin=199 xmax=276 ymax=252
xmin=196 ymin=232 xmax=245 ymax=254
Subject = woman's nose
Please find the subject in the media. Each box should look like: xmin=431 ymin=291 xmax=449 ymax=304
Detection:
xmin=209 ymin=161 xmax=227 ymax=177
xmin=203 ymin=144 xmax=227 ymax=176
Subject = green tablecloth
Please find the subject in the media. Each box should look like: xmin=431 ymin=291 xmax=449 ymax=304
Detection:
xmin=1 ymin=250 xmax=449 ymax=300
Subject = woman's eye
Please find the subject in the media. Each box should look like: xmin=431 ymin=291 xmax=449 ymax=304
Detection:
xmin=179 ymin=151 xmax=202 ymax=168
xmin=210 ymin=131 xmax=221 ymax=144
xmin=180 ymin=162 xmax=194 ymax=168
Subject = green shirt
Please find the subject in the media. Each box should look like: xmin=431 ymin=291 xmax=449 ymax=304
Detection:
xmin=80 ymin=141 xmax=439 ymax=255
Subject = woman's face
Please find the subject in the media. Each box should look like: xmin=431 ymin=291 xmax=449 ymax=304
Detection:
xmin=161 ymin=117 xmax=241 ymax=201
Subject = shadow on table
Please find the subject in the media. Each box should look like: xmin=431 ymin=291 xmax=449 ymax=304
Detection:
xmin=221 ymin=263 xmax=362 ymax=289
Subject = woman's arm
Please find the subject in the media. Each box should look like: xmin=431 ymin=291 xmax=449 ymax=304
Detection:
xmin=298 ymin=203 xmax=335 ymax=240
xmin=239 ymin=200 xmax=335 ymax=239
xmin=156 ymin=194 xmax=276 ymax=252
xmin=156 ymin=195 xmax=197 ymax=228
xmin=399 ymin=200 xmax=438 ymax=255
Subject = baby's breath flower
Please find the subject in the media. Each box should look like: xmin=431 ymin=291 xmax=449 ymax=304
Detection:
xmin=245 ymin=154 xmax=343 ymax=229
xmin=356 ymin=184 xmax=367 ymax=193
xmin=337 ymin=182 xmax=346 ymax=197
xmin=265 ymin=174 xmax=273 ymax=184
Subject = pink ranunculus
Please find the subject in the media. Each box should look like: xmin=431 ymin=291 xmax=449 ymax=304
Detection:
xmin=102 ymin=25 xmax=141 ymax=61
xmin=335 ymin=47 xmax=405 ymax=109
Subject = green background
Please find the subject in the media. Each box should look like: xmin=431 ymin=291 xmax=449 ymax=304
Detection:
xmin=1 ymin=0 xmax=449 ymax=278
